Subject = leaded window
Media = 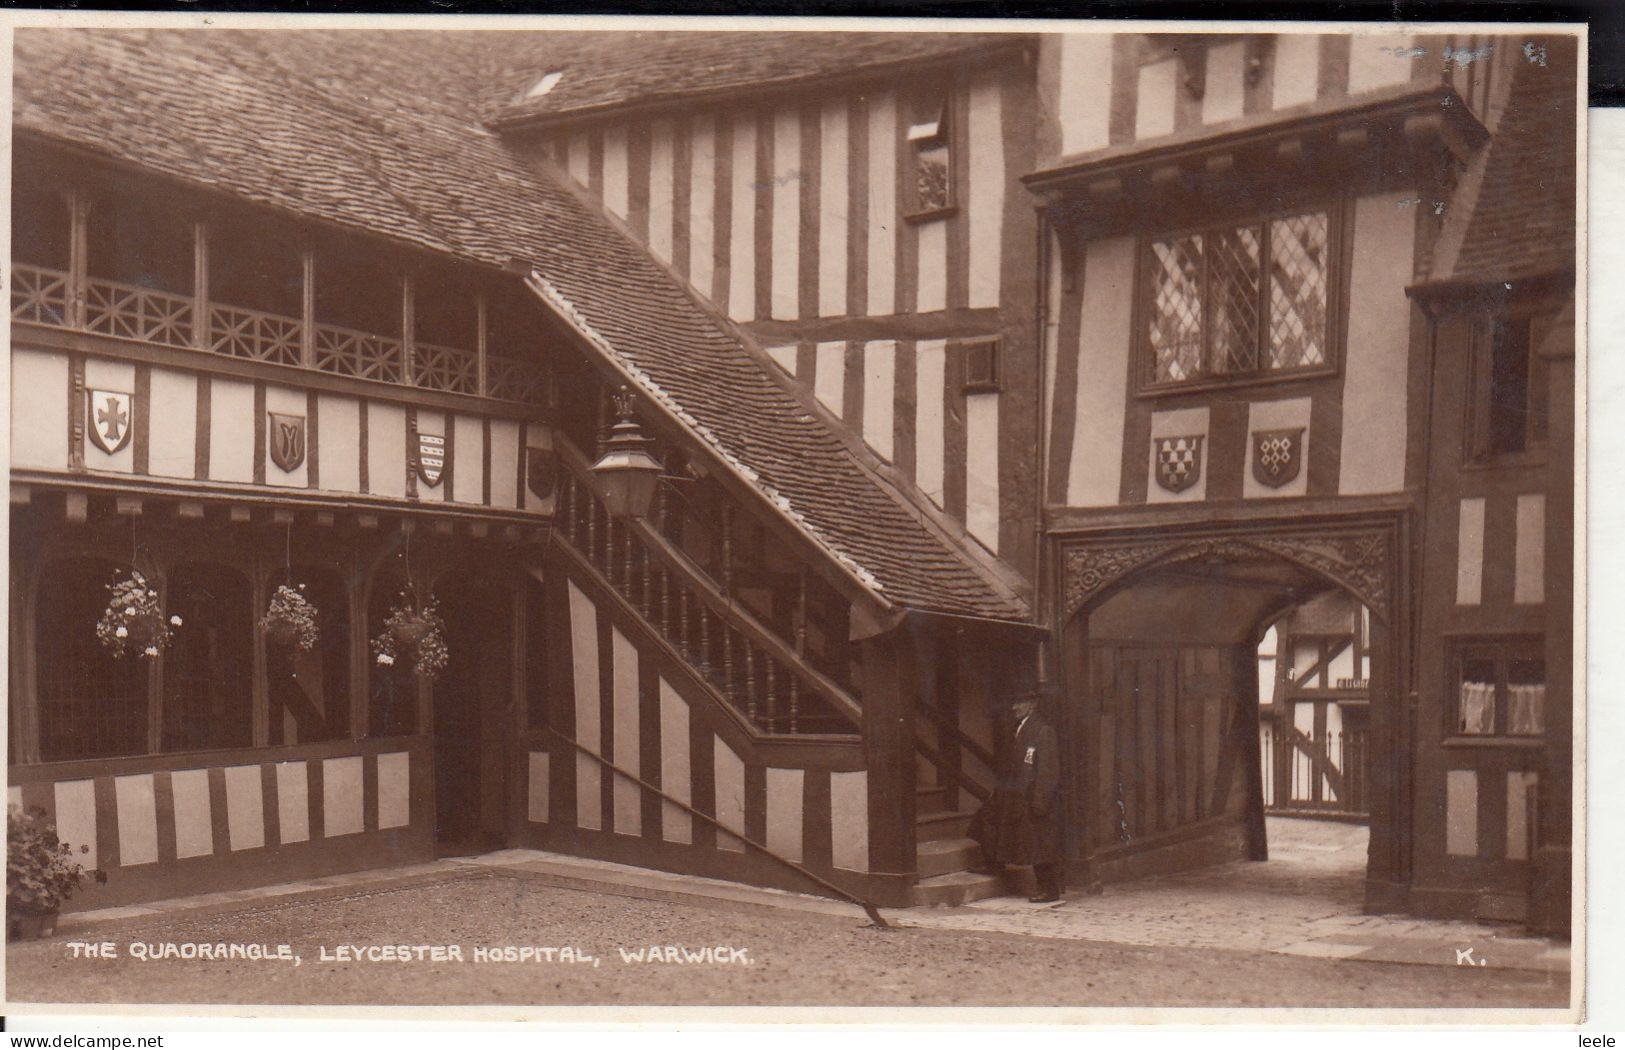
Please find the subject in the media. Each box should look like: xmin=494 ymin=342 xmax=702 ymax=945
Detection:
xmin=1146 ymin=209 xmax=1331 ymax=386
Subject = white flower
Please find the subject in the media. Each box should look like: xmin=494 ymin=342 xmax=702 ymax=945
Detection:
xmin=170 ymin=615 xmax=183 ymax=626
xmin=376 ymin=653 xmax=395 ymax=666
xmin=115 ymin=625 xmax=128 ymax=639
xmin=143 ymin=646 xmax=159 ymax=657
xmin=124 ymin=606 xmax=136 ymax=616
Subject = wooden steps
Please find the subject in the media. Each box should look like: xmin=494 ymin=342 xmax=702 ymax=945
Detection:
xmin=911 ymin=787 xmax=1002 ymax=906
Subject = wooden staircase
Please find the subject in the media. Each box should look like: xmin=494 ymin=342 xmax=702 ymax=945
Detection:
xmin=910 ymin=785 xmax=1005 ymax=906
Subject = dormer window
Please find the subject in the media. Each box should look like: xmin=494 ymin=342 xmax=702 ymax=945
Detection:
xmin=906 ymin=94 xmax=953 ymax=220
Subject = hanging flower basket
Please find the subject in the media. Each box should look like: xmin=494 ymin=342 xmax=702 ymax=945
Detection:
xmin=372 ymin=594 xmax=449 ymax=680
xmin=260 ymin=584 xmax=320 ymax=652
xmin=95 ymin=570 xmax=179 ymax=660
xmin=7 ymin=805 xmax=106 ymax=940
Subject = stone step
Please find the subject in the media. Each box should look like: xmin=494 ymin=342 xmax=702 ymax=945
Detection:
xmin=915 ymin=785 xmax=949 ymax=813
xmin=915 ymin=836 xmax=981 ymax=879
xmin=915 ymin=809 xmax=974 ymax=842
xmin=911 ymin=870 xmax=1004 ymax=908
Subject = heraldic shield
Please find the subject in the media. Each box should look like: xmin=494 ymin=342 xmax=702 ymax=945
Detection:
xmin=87 ymin=389 xmax=133 ymax=455
xmin=416 ymin=432 xmax=446 ymax=487
xmin=268 ymin=412 xmax=306 ymax=472
xmin=1252 ymin=427 xmax=1305 ymax=488
xmin=1154 ymin=435 xmax=1204 ymax=493
xmin=526 ymin=447 xmax=558 ymax=501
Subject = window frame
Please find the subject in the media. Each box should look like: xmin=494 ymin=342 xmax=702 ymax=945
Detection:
xmin=1135 ymin=197 xmax=1348 ymax=396
xmin=1463 ymin=305 xmax=1554 ymax=468
xmin=903 ymin=87 xmax=958 ymax=224
xmin=1445 ymin=634 xmax=1546 ymax=743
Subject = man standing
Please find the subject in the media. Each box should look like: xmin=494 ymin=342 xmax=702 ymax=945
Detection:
xmin=969 ymin=690 xmax=1063 ymax=903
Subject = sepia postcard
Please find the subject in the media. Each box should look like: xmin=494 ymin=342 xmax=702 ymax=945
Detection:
xmin=0 ymin=10 xmax=1588 ymax=1026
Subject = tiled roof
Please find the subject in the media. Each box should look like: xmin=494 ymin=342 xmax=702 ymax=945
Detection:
xmin=1434 ymin=36 xmax=1579 ymax=286
xmin=13 ymin=28 xmax=1028 ymax=621
xmin=466 ymin=30 xmax=1027 ymax=126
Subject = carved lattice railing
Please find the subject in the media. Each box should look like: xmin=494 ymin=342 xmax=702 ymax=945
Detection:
xmin=10 ymin=264 xmax=71 ymax=327
xmin=312 ymin=322 xmax=406 ymax=384
xmin=13 ymin=262 xmax=547 ymax=405
xmin=412 ymin=340 xmax=479 ymax=395
xmin=83 ymin=276 xmax=195 ymax=350
xmin=555 ymin=442 xmax=860 ymax=738
xmin=209 ymin=303 xmax=303 ymax=366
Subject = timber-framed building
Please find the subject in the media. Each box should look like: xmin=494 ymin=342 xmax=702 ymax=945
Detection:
xmin=6 ymin=26 xmax=1578 ymax=934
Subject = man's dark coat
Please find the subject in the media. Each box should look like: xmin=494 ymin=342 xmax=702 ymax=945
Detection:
xmin=970 ymin=713 xmax=1062 ymax=865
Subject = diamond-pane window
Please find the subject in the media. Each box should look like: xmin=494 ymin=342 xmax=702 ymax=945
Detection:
xmin=1145 ymin=208 xmax=1332 ymax=386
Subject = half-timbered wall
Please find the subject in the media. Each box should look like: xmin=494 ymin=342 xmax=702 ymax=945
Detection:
xmin=521 ymin=48 xmax=1041 ymax=568
xmin=519 ymin=544 xmax=893 ymax=903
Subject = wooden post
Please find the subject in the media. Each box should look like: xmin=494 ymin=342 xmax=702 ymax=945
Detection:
xmin=192 ymin=221 xmax=210 ymax=350
xmin=476 ymin=292 xmax=489 ymax=397
xmin=401 ymin=274 xmax=416 ymax=387
xmin=301 ymin=249 xmax=317 ymax=368
xmin=856 ymin=621 xmax=919 ymax=899
xmin=68 ymin=190 xmax=91 ymax=329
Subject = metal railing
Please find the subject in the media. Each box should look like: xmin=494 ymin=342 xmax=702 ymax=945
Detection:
xmin=1261 ymin=719 xmax=1369 ymax=818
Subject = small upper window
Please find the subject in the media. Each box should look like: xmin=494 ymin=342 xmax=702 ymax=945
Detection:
xmin=1472 ymin=314 xmax=1550 ymax=460
xmin=906 ymin=95 xmax=953 ymax=219
xmin=1144 ymin=208 xmax=1332 ymax=388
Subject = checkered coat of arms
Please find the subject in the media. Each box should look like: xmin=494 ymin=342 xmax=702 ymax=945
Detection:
xmin=1252 ymin=427 xmax=1305 ymax=488
xmin=1154 ymin=435 xmax=1204 ymax=493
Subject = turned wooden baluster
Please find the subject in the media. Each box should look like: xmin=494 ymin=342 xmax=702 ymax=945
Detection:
xmin=788 ymin=677 xmax=801 ymax=736
xmin=586 ymin=489 xmax=599 ymax=566
xmin=699 ymin=604 xmax=711 ymax=671
xmin=659 ymin=569 xmax=671 ymax=635
xmin=764 ymin=661 xmax=779 ymax=732
xmin=679 ymin=589 xmax=692 ymax=657
xmin=743 ymin=644 xmax=758 ymax=725
xmin=722 ymin=621 xmax=735 ymax=695
xmin=618 ymin=521 xmax=633 ymax=593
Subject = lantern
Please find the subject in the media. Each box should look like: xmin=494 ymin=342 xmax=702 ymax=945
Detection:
xmin=591 ymin=389 xmax=664 ymax=519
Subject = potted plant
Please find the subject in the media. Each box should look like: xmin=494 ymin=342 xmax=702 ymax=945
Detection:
xmin=95 ymin=570 xmax=180 ymax=659
xmin=260 ymin=583 xmax=320 ymax=652
xmin=7 ymin=806 xmax=106 ymax=940
xmin=372 ymin=592 xmax=449 ymax=680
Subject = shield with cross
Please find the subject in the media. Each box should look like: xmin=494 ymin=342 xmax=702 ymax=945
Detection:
xmin=87 ymin=389 xmax=133 ymax=455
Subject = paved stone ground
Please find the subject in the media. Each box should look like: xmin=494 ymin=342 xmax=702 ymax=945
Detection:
xmin=5 ymin=869 xmax=1568 ymax=1010
xmin=908 ymin=817 xmax=1567 ymax=973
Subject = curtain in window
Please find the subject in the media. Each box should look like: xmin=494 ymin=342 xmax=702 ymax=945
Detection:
xmin=1458 ymin=680 xmax=1496 ymax=734
xmin=1508 ymin=683 xmax=1546 ymax=735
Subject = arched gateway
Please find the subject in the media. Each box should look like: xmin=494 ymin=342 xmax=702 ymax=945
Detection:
xmin=1052 ymin=514 xmax=1412 ymax=911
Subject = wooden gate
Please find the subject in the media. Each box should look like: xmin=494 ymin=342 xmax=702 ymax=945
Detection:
xmin=1081 ymin=643 xmax=1262 ymax=872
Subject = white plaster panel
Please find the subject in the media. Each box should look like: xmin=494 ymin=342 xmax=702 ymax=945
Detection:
xmin=915 ymin=339 xmax=947 ymax=505
xmin=568 ymin=579 xmax=603 ymax=831
xmin=659 ymin=678 xmax=693 ymax=845
xmin=315 ymin=394 xmax=360 ymax=493
xmin=169 ymin=768 xmax=214 ymax=859
xmin=866 ymin=91 xmax=897 ymax=316
xmin=147 ymin=367 xmax=198 ymax=479
xmin=489 ymin=418 xmax=520 ymax=509
xmin=915 ymin=219 xmax=947 ymax=314
xmin=689 ymin=115 xmax=717 ymax=299
xmin=1066 ymin=236 xmax=1134 ymax=507
xmin=814 ymin=341 xmax=846 ymax=419
xmin=1456 ymin=497 xmax=1486 ymax=606
xmin=1446 ymin=769 xmax=1479 ymax=857
xmin=829 ymin=770 xmax=869 ymax=872
xmin=10 ymin=349 xmax=69 ymax=470
xmin=765 ymin=767 xmax=805 ymax=864
xmin=1338 ymin=191 xmax=1416 ymax=495
xmin=611 ymin=627 xmax=642 ymax=837
xmin=113 ymin=774 xmax=157 ymax=867
xmin=729 ymin=114 xmax=758 ymax=321
xmin=276 ymin=761 xmax=310 ymax=844
xmin=771 ymin=107 xmax=802 ymax=320
xmin=965 ymin=392 xmax=1000 ymax=552
xmin=818 ymin=99 xmax=850 ymax=318
xmin=649 ymin=119 xmax=675 ymax=264
xmin=1058 ymin=34 xmax=1113 ymax=154
xmin=713 ymin=738 xmax=746 ymax=853
xmin=451 ymin=414 xmax=484 ymax=505
xmin=207 ymin=377 xmax=255 ymax=483
xmin=766 ymin=344 xmax=798 ymax=376
xmin=1272 ymin=33 xmax=1322 ymax=109
xmin=1135 ymin=59 xmax=1178 ymax=139
xmin=377 ymin=751 xmax=411 ymax=830
xmin=223 ymin=764 xmax=265 ymax=851
xmin=863 ymin=340 xmax=897 ymax=462
xmin=967 ymin=73 xmax=1005 ymax=310
xmin=1202 ymin=40 xmax=1247 ymax=124
xmin=1514 ymin=493 xmax=1546 ymax=605
xmin=54 ymin=779 xmax=99 ymax=871
xmin=1348 ymin=33 xmax=1416 ymax=94
xmin=602 ymin=123 xmax=629 ymax=219
xmin=367 ymin=400 xmax=407 ymax=499
xmin=322 ymin=756 xmax=364 ymax=838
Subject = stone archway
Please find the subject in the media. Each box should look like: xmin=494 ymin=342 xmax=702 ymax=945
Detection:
xmin=1052 ymin=514 xmax=1412 ymax=910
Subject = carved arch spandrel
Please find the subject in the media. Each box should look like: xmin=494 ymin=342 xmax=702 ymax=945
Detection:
xmin=1061 ymin=526 xmax=1394 ymax=623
